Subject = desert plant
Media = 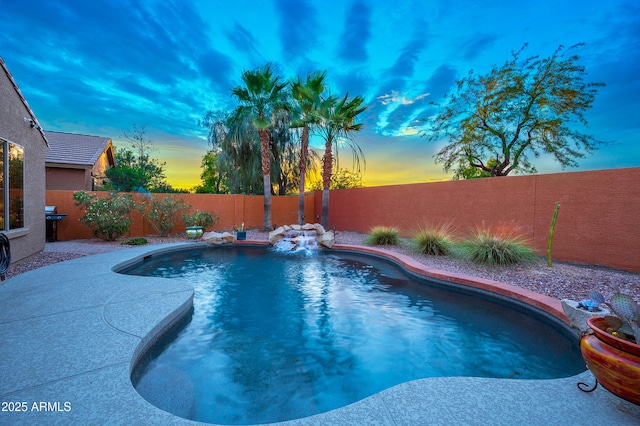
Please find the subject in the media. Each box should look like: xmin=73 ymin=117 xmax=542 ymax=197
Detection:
xmin=365 ymin=226 xmax=400 ymax=246
xmin=588 ymin=290 xmax=640 ymax=344
xmin=458 ymin=228 xmax=536 ymax=266
xmin=182 ymin=209 xmax=219 ymax=230
xmin=139 ymin=194 xmax=190 ymax=237
xmin=121 ymin=237 xmax=148 ymax=246
xmin=73 ymin=191 xmax=135 ymax=241
xmin=412 ymin=225 xmax=455 ymax=256
xmin=547 ymin=202 xmax=560 ymax=267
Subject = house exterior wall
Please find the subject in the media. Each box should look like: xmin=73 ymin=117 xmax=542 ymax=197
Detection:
xmin=46 ymin=167 xmax=90 ymax=190
xmin=92 ymin=151 xmax=111 ymax=188
xmin=0 ymin=63 xmax=48 ymax=263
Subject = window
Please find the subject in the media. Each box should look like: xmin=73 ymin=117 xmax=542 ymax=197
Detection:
xmin=0 ymin=139 xmax=24 ymax=231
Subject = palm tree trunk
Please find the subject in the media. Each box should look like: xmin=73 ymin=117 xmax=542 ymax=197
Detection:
xmin=298 ymin=126 xmax=309 ymax=225
xmin=259 ymin=129 xmax=272 ymax=230
xmin=321 ymin=137 xmax=333 ymax=229
xmin=321 ymin=188 xmax=330 ymax=229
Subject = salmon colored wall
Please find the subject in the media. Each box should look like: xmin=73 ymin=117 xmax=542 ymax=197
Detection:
xmin=320 ymin=167 xmax=640 ymax=272
xmin=45 ymin=191 xmax=317 ymax=240
xmin=46 ymin=167 xmax=640 ymax=271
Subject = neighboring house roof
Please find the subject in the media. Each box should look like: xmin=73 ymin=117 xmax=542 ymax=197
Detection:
xmin=45 ymin=131 xmax=115 ymax=168
xmin=0 ymin=56 xmax=49 ymax=148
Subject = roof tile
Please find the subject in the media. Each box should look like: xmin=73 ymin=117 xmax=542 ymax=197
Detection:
xmin=45 ymin=131 xmax=112 ymax=166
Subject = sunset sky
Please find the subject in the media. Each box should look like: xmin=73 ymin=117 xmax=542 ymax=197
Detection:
xmin=2 ymin=0 xmax=639 ymax=189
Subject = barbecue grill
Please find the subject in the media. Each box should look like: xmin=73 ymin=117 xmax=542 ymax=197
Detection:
xmin=45 ymin=206 xmax=66 ymax=242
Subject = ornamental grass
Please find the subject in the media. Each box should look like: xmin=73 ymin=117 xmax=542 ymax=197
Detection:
xmin=412 ymin=224 xmax=455 ymax=256
xmin=365 ymin=226 xmax=400 ymax=246
xmin=458 ymin=227 xmax=536 ymax=266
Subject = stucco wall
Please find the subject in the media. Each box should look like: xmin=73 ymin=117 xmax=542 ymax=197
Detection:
xmin=0 ymin=60 xmax=48 ymax=263
xmin=46 ymin=191 xmax=315 ymax=240
xmin=91 ymin=149 xmax=112 ymax=188
xmin=46 ymin=167 xmax=89 ymax=190
xmin=316 ymin=168 xmax=640 ymax=272
xmin=45 ymin=168 xmax=639 ymax=272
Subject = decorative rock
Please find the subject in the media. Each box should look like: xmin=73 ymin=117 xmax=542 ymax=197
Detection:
xmin=561 ymin=299 xmax=610 ymax=333
xmin=268 ymin=226 xmax=286 ymax=245
xmin=317 ymin=230 xmax=335 ymax=248
xmin=268 ymin=223 xmax=334 ymax=250
xmin=202 ymin=231 xmax=234 ymax=245
xmin=274 ymin=240 xmax=296 ymax=251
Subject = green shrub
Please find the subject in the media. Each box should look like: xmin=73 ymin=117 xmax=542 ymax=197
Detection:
xmin=139 ymin=194 xmax=190 ymax=237
xmin=121 ymin=237 xmax=148 ymax=246
xmin=412 ymin=225 xmax=454 ymax=256
xmin=458 ymin=228 xmax=536 ymax=266
xmin=73 ymin=191 xmax=136 ymax=241
xmin=365 ymin=226 xmax=400 ymax=245
xmin=182 ymin=209 xmax=219 ymax=230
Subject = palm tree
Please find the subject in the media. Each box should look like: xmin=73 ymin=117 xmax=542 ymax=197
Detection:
xmin=231 ymin=64 xmax=288 ymax=230
xmin=316 ymin=93 xmax=367 ymax=229
xmin=290 ymin=71 xmax=329 ymax=224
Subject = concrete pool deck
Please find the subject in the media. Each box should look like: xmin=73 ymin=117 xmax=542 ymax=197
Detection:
xmin=1 ymin=241 xmax=639 ymax=425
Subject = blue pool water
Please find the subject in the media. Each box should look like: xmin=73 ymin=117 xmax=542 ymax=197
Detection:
xmin=126 ymin=246 xmax=584 ymax=424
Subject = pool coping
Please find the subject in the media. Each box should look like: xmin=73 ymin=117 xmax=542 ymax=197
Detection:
xmin=1 ymin=241 xmax=639 ymax=425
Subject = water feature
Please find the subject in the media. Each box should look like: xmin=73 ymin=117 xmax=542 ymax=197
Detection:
xmin=273 ymin=229 xmax=319 ymax=252
xmin=125 ymin=246 xmax=584 ymax=425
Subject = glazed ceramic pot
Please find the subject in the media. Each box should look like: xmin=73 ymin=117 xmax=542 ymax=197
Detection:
xmin=186 ymin=226 xmax=203 ymax=238
xmin=580 ymin=317 xmax=640 ymax=405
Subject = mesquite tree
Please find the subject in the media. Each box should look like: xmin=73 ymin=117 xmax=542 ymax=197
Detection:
xmin=423 ymin=44 xmax=605 ymax=179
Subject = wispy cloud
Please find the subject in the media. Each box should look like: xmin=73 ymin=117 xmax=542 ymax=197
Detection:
xmin=225 ymin=22 xmax=265 ymax=64
xmin=337 ymin=1 xmax=372 ymax=63
xmin=460 ymin=33 xmax=499 ymax=60
xmin=377 ymin=91 xmax=429 ymax=106
xmin=275 ymin=0 xmax=319 ymax=62
xmin=385 ymin=20 xmax=429 ymax=80
xmin=1 ymin=0 xmax=637 ymax=188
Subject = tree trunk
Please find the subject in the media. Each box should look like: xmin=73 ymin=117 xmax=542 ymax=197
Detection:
xmin=259 ymin=129 xmax=272 ymax=230
xmin=298 ymin=177 xmax=306 ymax=225
xmin=321 ymin=136 xmax=333 ymax=229
xmin=298 ymin=126 xmax=309 ymax=225
xmin=263 ymin=174 xmax=272 ymax=230
xmin=321 ymin=188 xmax=330 ymax=230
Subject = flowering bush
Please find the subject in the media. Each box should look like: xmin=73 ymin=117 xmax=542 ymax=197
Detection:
xmin=138 ymin=194 xmax=190 ymax=237
xmin=182 ymin=209 xmax=219 ymax=230
xmin=73 ymin=191 xmax=136 ymax=241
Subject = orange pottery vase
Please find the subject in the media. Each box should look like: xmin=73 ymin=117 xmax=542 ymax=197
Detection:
xmin=580 ymin=317 xmax=640 ymax=406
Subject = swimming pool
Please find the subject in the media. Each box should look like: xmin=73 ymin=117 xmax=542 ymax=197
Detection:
xmin=124 ymin=245 xmax=584 ymax=424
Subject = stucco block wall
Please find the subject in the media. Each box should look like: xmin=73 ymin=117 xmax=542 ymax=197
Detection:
xmin=45 ymin=168 xmax=639 ymax=271
xmin=318 ymin=168 xmax=640 ymax=272
xmin=531 ymin=169 xmax=640 ymax=271
xmin=0 ymin=62 xmax=48 ymax=263
xmin=46 ymin=192 xmax=315 ymax=240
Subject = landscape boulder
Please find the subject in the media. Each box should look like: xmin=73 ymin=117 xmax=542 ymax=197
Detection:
xmin=202 ymin=231 xmax=234 ymax=245
xmin=268 ymin=223 xmax=334 ymax=250
xmin=561 ymin=299 xmax=609 ymax=333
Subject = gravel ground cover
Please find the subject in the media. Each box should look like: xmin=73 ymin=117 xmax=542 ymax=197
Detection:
xmin=6 ymin=229 xmax=639 ymax=304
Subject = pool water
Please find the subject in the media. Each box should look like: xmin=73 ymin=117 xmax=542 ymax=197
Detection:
xmin=126 ymin=246 xmax=584 ymax=424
